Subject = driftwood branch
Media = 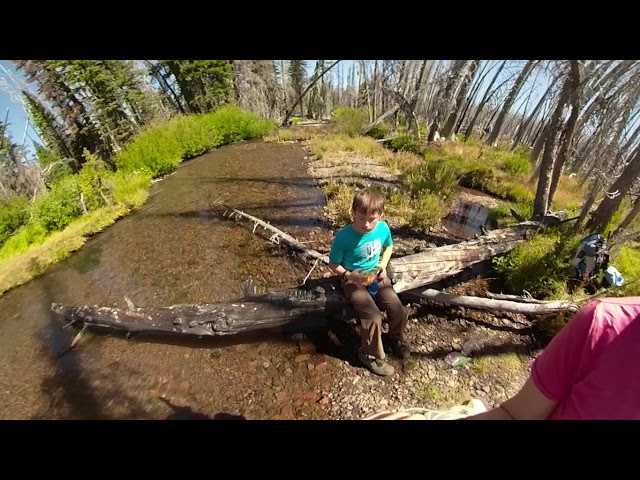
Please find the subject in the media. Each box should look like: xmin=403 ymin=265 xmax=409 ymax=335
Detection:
xmin=212 ymin=201 xmax=329 ymax=265
xmin=485 ymin=292 xmax=549 ymax=304
xmin=417 ymin=289 xmax=579 ymax=315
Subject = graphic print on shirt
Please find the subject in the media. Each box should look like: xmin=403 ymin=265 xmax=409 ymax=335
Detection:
xmin=358 ymin=239 xmax=382 ymax=264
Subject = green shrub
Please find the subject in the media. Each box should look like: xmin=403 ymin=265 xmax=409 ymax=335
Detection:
xmin=0 ymin=196 xmax=30 ymax=247
xmin=0 ymin=223 xmax=49 ymax=261
xmin=32 ymin=176 xmax=82 ymax=232
xmin=492 ymin=230 xmax=580 ymax=298
xmin=333 ymin=106 xmax=368 ymax=137
xmin=405 ymin=160 xmax=458 ymax=199
xmin=115 ymin=104 xmax=274 ymax=178
xmin=501 ymin=153 xmax=531 ymax=175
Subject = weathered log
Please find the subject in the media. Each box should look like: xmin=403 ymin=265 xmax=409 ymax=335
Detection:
xmin=51 ymin=279 xmax=352 ymax=337
xmin=51 ymin=216 xmax=546 ymax=337
xmin=388 ymin=221 xmax=540 ymax=293
xmin=417 ymin=289 xmax=579 ymax=314
xmin=485 ymin=292 xmax=549 ymax=304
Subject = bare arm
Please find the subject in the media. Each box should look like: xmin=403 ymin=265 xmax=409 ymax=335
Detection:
xmin=378 ymin=245 xmax=393 ymax=270
xmin=464 ymin=378 xmax=558 ymax=420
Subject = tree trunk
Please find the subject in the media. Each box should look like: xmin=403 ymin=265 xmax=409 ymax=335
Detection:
xmin=572 ymin=177 xmax=603 ymax=234
xmin=486 ymin=60 xmax=537 ymax=146
xmin=429 ymin=60 xmax=468 ymax=140
xmin=50 ymin=284 xmax=348 ymax=337
xmin=455 ymin=61 xmax=491 ymax=134
xmin=464 ymin=60 xmax=507 ymax=139
xmin=574 ymin=60 xmax=636 ymax=134
xmin=532 ymin=65 xmax=573 ymax=218
xmin=548 ymin=61 xmax=582 ymax=207
xmin=511 ymin=80 xmax=554 ymax=150
xmin=612 ymin=195 xmax=640 ymax=236
xmin=441 ymin=60 xmax=480 ymax=139
xmin=586 ymin=144 xmax=640 ymax=232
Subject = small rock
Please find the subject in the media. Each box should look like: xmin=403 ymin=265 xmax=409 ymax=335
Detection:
xmin=275 ymin=392 xmax=287 ymax=403
xmin=483 ymin=385 xmax=491 ymax=393
xmin=380 ymin=398 xmax=389 ymax=406
xmin=319 ymin=395 xmax=330 ymax=405
xmin=262 ymin=361 xmax=270 ymax=368
xmin=285 ymin=368 xmax=293 ymax=375
xmin=308 ymin=363 xmax=315 ymax=371
xmin=302 ymin=391 xmax=319 ymax=403
xmin=315 ymin=362 xmax=329 ymax=373
xmin=294 ymin=354 xmax=311 ymax=363
xmin=279 ymin=405 xmax=294 ymax=420
xmin=298 ymin=340 xmax=316 ymax=354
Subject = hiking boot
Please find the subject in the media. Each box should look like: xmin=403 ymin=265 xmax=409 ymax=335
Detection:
xmin=358 ymin=348 xmax=394 ymax=376
xmin=388 ymin=337 xmax=411 ymax=359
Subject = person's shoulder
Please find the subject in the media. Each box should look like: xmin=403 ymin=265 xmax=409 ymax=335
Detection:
xmin=377 ymin=220 xmax=391 ymax=234
xmin=334 ymin=224 xmax=354 ymax=240
xmin=590 ymin=297 xmax=640 ymax=330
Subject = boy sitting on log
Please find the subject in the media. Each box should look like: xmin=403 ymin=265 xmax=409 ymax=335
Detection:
xmin=328 ymin=188 xmax=409 ymax=376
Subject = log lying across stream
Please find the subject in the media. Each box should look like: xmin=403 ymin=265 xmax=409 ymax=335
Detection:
xmin=51 ymin=279 xmax=351 ymax=337
xmin=51 ymin=206 xmax=575 ymax=338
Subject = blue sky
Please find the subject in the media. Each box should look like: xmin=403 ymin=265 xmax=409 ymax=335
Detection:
xmin=0 ymin=60 xmax=551 ymax=162
xmin=0 ymin=60 xmax=41 ymax=159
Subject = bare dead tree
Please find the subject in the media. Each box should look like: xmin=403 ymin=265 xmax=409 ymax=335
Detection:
xmin=440 ymin=60 xmax=480 ymax=140
xmin=532 ymin=62 xmax=574 ymax=218
xmin=485 ymin=60 xmax=538 ymax=146
xmin=281 ymin=61 xmax=340 ymax=126
xmin=464 ymin=60 xmax=508 ymax=139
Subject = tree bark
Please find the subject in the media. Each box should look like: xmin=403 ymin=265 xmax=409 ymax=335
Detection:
xmin=532 ymin=64 xmax=573 ymax=218
xmin=548 ymin=60 xmax=582 ymax=206
xmin=441 ymin=60 xmax=480 ymax=140
xmin=50 ymin=282 xmax=349 ymax=337
xmin=388 ymin=221 xmax=541 ymax=292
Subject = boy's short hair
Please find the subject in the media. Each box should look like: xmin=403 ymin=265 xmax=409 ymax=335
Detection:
xmin=351 ymin=188 xmax=385 ymax=216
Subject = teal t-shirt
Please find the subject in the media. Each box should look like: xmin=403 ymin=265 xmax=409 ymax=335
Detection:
xmin=329 ymin=221 xmax=393 ymax=272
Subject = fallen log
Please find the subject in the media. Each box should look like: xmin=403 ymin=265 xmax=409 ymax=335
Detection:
xmin=51 ymin=210 xmax=546 ymax=337
xmin=388 ymin=221 xmax=540 ymax=293
xmin=51 ymin=279 xmax=353 ymax=337
xmin=211 ymin=200 xmax=540 ymax=294
xmin=416 ymin=289 xmax=579 ymax=315
xmin=485 ymin=291 xmax=549 ymax=304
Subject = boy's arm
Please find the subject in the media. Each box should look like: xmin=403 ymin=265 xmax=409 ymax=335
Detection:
xmin=379 ymin=245 xmax=393 ymax=270
xmin=328 ymin=236 xmax=360 ymax=282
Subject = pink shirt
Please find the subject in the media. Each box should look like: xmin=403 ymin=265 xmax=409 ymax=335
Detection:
xmin=531 ymin=297 xmax=640 ymax=420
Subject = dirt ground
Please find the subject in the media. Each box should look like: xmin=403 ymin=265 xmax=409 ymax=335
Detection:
xmin=297 ymin=140 xmax=541 ymax=418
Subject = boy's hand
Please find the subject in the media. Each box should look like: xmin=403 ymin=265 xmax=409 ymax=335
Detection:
xmin=377 ymin=266 xmax=387 ymax=280
xmin=346 ymin=269 xmax=366 ymax=286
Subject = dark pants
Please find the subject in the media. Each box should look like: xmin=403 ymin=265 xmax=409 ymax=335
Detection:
xmin=342 ymin=277 xmax=407 ymax=359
